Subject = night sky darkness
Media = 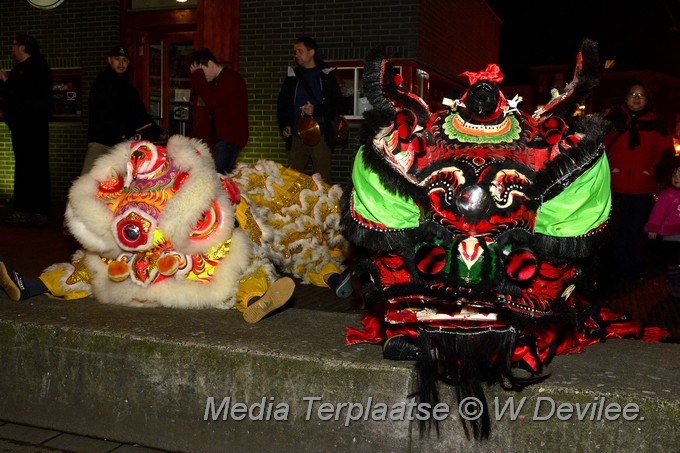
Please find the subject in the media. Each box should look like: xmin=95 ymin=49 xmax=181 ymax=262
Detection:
xmin=485 ymin=0 xmax=680 ymax=85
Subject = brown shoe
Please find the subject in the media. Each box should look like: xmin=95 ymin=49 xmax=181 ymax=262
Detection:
xmin=243 ymin=277 xmax=295 ymax=324
xmin=0 ymin=258 xmax=24 ymax=302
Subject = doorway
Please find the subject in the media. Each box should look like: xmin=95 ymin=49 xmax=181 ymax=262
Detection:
xmin=148 ymin=37 xmax=195 ymax=136
xmin=120 ymin=0 xmax=240 ymax=137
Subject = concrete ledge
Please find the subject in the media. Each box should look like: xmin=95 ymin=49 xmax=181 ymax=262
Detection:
xmin=1 ymin=293 xmax=679 ymax=452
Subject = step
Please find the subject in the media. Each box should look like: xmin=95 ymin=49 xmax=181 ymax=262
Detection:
xmin=1 ymin=293 xmax=679 ymax=452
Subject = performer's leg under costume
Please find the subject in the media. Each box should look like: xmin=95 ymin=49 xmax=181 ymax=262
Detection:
xmin=1 ymin=252 xmax=292 ymax=323
xmin=0 ymin=257 xmax=50 ymax=301
xmin=235 ymin=264 xmax=295 ymax=324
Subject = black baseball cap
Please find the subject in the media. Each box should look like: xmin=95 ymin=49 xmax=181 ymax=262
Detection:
xmin=109 ymin=45 xmax=130 ymax=58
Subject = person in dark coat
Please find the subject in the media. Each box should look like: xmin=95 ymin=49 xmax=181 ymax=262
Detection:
xmin=83 ymin=45 xmax=164 ymax=174
xmin=0 ymin=33 xmax=52 ymax=227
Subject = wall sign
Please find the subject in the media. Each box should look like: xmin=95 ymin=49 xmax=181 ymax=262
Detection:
xmin=51 ymin=68 xmax=82 ymax=120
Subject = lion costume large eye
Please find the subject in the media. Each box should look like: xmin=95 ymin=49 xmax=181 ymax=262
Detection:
xmin=426 ymin=166 xmax=466 ymax=206
xmin=489 ymin=169 xmax=529 ymax=208
xmin=190 ymin=201 xmax=224 ymax=241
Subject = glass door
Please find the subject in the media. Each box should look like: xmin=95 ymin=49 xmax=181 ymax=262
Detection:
xmin=168 ymin=43 xmax=194 ymax=136
xmin=149 ymin=43 xmax=163 ymax=126
xmin=145 ymin=35 xmax=194 ymax=137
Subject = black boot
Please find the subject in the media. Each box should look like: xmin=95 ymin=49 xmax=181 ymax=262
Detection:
xmin=383 ymin=335 xmax=421 ymax=360
xmin=327 ymin=268 xmax=354 ymax=298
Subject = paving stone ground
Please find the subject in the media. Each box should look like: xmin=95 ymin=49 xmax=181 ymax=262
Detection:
xmin=0 ymin=421 xmax=168 ymax=453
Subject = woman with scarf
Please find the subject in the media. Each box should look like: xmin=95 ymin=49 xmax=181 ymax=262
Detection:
xmin=604 ymin=82 xmax=674 ymax=283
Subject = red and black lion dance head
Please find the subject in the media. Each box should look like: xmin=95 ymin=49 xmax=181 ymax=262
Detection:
xmin=342 ymin=40 xmax=667 ymax=439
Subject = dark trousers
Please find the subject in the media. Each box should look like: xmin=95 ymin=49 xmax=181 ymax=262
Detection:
xmin=11 ymin=122 xmax=51 ymax=215
xmin=288 ymin=136 xmax=332 ymax=184
xmin=609 ymin=192 xmax=653 ymax=280
xmin=214 ymin=140 xmax=241 ymax=174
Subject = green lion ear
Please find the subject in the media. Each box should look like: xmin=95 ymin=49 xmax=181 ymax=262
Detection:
xmin=534 ymin=153 xmax=611 ymax=238
xmin=350 ymin=146 xmax=420 ymax=230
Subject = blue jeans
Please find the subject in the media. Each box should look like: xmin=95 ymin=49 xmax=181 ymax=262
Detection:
xmin=214 ymin=140 xmax=241 ymax=174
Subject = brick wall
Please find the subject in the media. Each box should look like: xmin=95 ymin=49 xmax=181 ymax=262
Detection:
xmin=238 ymin=0 xmax=421 ymax=186
xmin=419 ymin=0 xmax=501 ymax=77
xmin=0 ymin=0 xmax=120 ymax=214
xmin=0 ymin=0 xmax=500 ymax=215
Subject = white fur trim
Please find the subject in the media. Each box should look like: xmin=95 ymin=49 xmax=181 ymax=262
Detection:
xmin=67 ymin=136 xmax=235 ymax=258
xmin=67 ymin=141 xmax=139 ymax=257
xmin=66 ymin=176 xmax=121 ymax=258
xmin=41 ymin=250 xmax=92 ymax=296
xmin=160 ymin=136 xmax=235 ymax=254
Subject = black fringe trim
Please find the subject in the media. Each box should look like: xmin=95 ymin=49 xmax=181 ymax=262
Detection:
xmin=340 ymin=184 xmax=447 ymax=252
xmin=413 ymin=327 xmax=547 ymax=440
xmin=496 ymin=223 xmax=610 ymax=260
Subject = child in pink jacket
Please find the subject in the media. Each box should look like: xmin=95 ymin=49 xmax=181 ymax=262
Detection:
xmin=645 ymin=158 xmax=680 ymax=297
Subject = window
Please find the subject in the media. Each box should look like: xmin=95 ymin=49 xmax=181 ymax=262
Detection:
xmin=330 ymin=60 xmax=462 ymax=119
xmin=413 ymin=68 xmax=429 ymax=99
xmin=334 ymin=65 xmax=402 ymax=120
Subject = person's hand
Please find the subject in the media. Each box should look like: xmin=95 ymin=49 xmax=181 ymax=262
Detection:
xmin=189 ymin=63 xmax=203 ymax=73
xmin=282 ymin=126 xmax=291 ymax=138
xmin=300 ymin=101 xmax=314 ymax=116
xmin=0 ymin=69 xmax=7 ymax=82
xmin=611 ymin=168 xmax=620 ymax=173
xmin=648 ymin=232 xmax=657 ymax=240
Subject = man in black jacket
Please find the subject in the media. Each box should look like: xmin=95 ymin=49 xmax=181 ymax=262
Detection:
xmin=0 ymin=33 xmax=52 ymax=227
xmin=83 ymin=45 xmax=164 ymax=173
xmin=277 ymin=36 xmax=345 ymax=184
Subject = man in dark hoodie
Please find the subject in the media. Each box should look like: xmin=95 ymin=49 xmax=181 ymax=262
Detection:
xmin=83 ymin=45 xmax=164 ymax=174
